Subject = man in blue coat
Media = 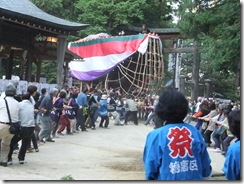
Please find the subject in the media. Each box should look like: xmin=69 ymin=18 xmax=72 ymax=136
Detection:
xmin=222 ymin=110 xmax=240 ymax=180
xmin=143 ymin=91 xmax=212 ymax=180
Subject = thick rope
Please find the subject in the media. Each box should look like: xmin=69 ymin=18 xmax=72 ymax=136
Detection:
xmin=104 ymin=37 xmax=164 ymax=98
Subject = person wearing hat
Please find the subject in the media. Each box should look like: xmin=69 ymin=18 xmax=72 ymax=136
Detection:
xmin=0 ymin=83 xmax=20 ymax=167
xmin=75 ymin=88 xmax=89 ymax=132
xmin=98 ymin=94 xmax=109 ymax=128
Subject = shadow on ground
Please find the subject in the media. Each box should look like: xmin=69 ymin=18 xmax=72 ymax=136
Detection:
xmin=105 ymin=150 xmax=226 ymax=180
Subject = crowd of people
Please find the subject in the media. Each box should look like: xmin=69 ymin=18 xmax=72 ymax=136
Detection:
xmin=0 ymin=81 xmax=147 ymax=167
xmin=185 ymin=97 xmax=240 ymax=157
xmin=0 ymin=80 xmax=240 ymax=180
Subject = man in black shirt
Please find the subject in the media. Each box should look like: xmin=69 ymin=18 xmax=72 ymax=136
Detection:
xmin=88 ymin=88 xmax=100 ymax=130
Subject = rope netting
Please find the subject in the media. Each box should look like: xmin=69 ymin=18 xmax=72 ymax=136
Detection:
xmin=104 ymin=37 xmax=164 ymax=98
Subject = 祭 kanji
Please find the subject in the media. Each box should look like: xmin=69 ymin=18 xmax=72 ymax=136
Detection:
xmin=167 ymin=127 xmax=194 ymax=158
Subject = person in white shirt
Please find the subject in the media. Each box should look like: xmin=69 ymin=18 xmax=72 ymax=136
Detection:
xmin=26 ymin=85 xmax=39 ymax=152
xmin=124 ymin=95 xmax=138 ymax=125
xmin=194 ymin=97 xmax=202 ymax=113
xmin=7 ymin=92 xmax=35 ymax=165
xmin=0 ymin=84 xmax=20 ymax=167
xmin=107 ymin=92 xmax=123 ymax=126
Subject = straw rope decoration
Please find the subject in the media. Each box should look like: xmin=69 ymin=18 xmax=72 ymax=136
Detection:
xmin=105 ymin=36 xmax=164 ymax=98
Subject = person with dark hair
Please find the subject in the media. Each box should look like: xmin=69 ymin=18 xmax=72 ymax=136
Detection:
xmin=35 ymin=88 xmax=46 ymax=142
xmin=62 ymin=92 xmax=79 ymax=133
xmin=198 ymin=102 xmax=218 ymax=138
xmin=143 ymin=91 xmax=212 ymax=180
xmin=58 ymin=92 xmax=79 ymax=134
xmin=38 ymin=88 xmax=59 ymax=143
xmin=124 ymin=95 xmax=138 ymax=125
xmin=27 ymin=85 xmax=37 ymax=105
xmin=75 ymin=88 xmax=89 ymax=132
xmin=31 ymin=91 xmax=40 ymax=151
xmin=107 ymin=92 xmax=123 ymax=126
xmin=192 ymin=100 xmax=210 ymax=130
xmin=36 ymin=88 xmax=47 ymax=113
xmin=209 ymin=108 xmax=229 ymax=152
xmin=0 ymin=84 xmax=20 ymax=167
xmin=141 ymin=24 xmax=150 ymax=34
xmin=88 ymin=88 xmax=100 ymax=130
xmin=26 ymin=85 xmax=39 ymax=152
xmin=144 ymin=95 xmax=159 ymax=126
xmin=115 ymin=95 xmax=126 ymax=122
xmin=7 ymin=92 xmax=35 ymax=165
xmin=144 ymin=97 xmax=153 ymax=121
xmin=222 ymin=110 xmax=240 ymax=180
xmin=219 ymin=116 xmax=236 ymax=157
xmin=50 ymin=90 xmax=67 ymax=137
xmin=202 ymin=104 xmax=225 ymax=147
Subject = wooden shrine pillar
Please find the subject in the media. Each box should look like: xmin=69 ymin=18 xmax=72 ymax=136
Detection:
xmin=204 ymin=79 xmax=211 ymax=98
xmin=63 ymin=60 xmax=69 ymax=85
xmin=25 ymin=48 xmax=34 ymax=81
xmin=5 ymin=48 xmax=14 ymax=79
xmin=191 ymin=39 xmax=201 ymax=102
xmin=179 ymin=75 xmax=185 ymax=94
xmin=36 ymin=59 xmax=42 ymax=83
xmin=57 ymin=35 xmax=67 ymax=87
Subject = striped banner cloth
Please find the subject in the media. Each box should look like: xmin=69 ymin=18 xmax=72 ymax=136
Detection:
xmin=68 ymin=33 xmax=156 ymax=81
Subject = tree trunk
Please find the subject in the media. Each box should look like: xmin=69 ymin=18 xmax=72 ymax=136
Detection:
xmin=191 ymin=39 xmax=201 ymax=102
xmin=57 ymin=35 xmax=67 ymax=87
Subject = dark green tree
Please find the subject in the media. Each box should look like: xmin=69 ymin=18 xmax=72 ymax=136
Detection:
xmin=30 ymin=0 xmax=173 ymax=86
xmin=170 ymin=0 xmax=240 ymax=100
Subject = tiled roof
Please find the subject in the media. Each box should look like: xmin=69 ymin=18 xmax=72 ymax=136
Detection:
xmin=128 ymin=26 xmax=180 ymax=34
xmin=0 ymin=0 xmax=89 ymax=31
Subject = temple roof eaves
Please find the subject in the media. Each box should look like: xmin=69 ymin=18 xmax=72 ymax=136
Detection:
xmin=0 ymin=0 xmax=89 ymax=32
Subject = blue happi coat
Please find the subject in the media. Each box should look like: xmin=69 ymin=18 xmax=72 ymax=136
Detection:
xmin=222 ymin=140 xmax=240 ymax=180
xmin=143 ymin=123 xmax=212 ymax=180
xmin=98 ymin=99 xmax=108 ymax=117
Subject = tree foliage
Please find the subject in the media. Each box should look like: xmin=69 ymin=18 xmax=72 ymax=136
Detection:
xmin=176 ymin=0 xmax=240 ymax=73
xmin=40 ymin=61 xmax=57 ymax=84
xmin=29 ymin=0 xmax=173 ymax=86
xmin=29 ymin=0 xmax=240 ymax=100
xmin=74 ymin=0 xmax=173 ymax=36
xmin=31 ymin=0 xmax=173 ymax=37
xmin=170 ymin=0 xmax=240 ymax=100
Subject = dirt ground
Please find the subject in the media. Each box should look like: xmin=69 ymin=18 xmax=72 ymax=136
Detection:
xmin=0 ymin=119 xmax=226 ymax=181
